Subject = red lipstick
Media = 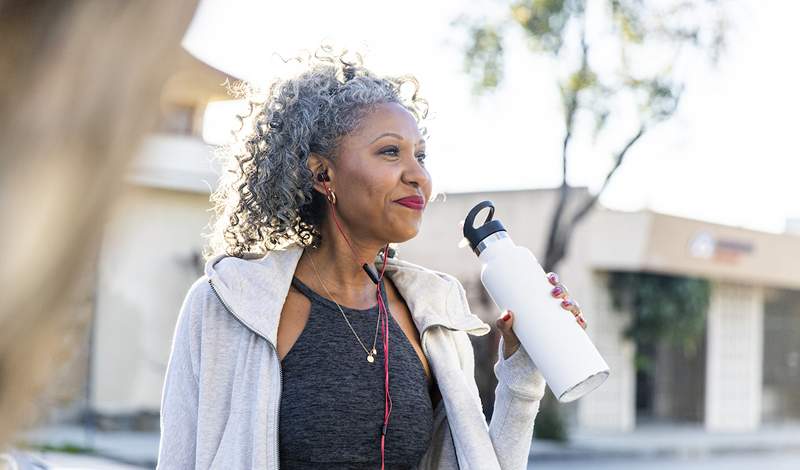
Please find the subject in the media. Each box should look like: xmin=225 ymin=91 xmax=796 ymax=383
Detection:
xmin=394 ymin=195 xmax=425 ymax=210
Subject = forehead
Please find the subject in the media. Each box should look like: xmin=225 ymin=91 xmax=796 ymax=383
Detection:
xmin=348 ymin=102 xmax=423 ymax=143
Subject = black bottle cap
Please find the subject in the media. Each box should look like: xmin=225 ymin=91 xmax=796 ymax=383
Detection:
xmin=463 ymin=200 xmax=506 ymax=251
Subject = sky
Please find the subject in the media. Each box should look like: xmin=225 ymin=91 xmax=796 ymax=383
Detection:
xmin=183 ymin=0 xmax=800 ymax=234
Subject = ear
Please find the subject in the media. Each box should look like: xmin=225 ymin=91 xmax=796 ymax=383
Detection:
xmin=307 ymin=152 xmax=334 ymax=195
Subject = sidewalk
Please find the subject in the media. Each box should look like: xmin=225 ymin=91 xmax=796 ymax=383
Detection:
xmin=2 ymin=449 xmax=146 ymax=470
xmin=12 ymin=422 xmax=800 ymax=467
xmin=15 ymin=425 xmax=158 ymax=469
xmin=530 ymin=423 xmax=800 ymax=462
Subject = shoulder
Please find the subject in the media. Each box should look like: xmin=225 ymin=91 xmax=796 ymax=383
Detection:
xmin=385 ymin=255 xmax=489 ymax=334
xmin=383 ymin=255 xmax=464 ymax=287
xmin=386 ymin=257 xmax=469 ymax=306
xmin=174 ymin=276 xmax=214 ymax=334
xmin=182 ymin=275 xmax=215 ymax=311
xmin=177 ymin=275 xmax=237 ymax=335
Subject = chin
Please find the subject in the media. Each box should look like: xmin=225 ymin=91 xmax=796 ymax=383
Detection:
xmin=389 ymin=225 xmax=421 ymax=244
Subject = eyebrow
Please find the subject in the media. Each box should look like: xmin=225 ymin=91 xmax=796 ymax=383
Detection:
xmin=370 ymin=132 xmax=426 ymax=145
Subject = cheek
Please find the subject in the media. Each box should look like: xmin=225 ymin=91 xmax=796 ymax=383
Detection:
xmin=341 ymin=163 xmax=394 ymax=207
xmin=355 ymin=173 xmax=391 ymax=201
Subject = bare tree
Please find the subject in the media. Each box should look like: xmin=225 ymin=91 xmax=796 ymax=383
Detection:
xmin=456 ymin=0 xmax=729 ymax=272
xmin=454 ymin=0 xmax=731 ymax=440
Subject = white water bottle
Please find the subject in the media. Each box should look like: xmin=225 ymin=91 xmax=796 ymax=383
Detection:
xmin=463 ymin=201 xmax=610 ymax=402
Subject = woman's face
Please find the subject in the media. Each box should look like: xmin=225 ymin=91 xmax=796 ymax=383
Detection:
xmin=324 ymin=102 xmax=432 ymax=245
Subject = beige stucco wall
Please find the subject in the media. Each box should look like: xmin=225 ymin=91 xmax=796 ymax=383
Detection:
xmin=592 ymin=211 xmax=800 ymax=290
xmin=704 ymin=282 xmax=765 ymax=431
xmin=91 ymin=184 xmax=211 ymax=413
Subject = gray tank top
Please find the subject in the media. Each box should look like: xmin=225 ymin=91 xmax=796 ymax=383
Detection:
xmin=279 ymin=275 xmax=434 ymax=469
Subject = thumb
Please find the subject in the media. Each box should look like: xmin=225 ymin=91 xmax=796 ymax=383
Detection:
xmin=494 ymin=310 xmax=513 ymax=334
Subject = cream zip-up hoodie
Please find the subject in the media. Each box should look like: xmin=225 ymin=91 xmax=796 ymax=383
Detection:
xmin=157 ymin=244 xmax=546 ymax=469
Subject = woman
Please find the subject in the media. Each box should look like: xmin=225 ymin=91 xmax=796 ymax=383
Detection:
xmin=157 ymin=47 xmax=587 ymax=470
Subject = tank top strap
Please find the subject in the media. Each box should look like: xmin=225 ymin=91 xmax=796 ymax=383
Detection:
xmin=290 ymin=275 xmax=319 ymax=301
xmin=290 ymin=275 xmax=390 ymax=312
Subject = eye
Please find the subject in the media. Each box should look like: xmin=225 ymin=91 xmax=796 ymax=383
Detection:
xmin=379 ymin=145 xmax=399 ymax=156
xmin=379 ymin=145 xmax=426 ymax=164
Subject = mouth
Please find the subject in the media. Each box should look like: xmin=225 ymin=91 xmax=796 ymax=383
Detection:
xmin=393 ymin=195 xmax=426 ymax=211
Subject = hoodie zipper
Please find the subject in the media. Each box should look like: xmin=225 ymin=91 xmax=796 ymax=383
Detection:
xmin=208 ymin=279 xmax=281 ymax=470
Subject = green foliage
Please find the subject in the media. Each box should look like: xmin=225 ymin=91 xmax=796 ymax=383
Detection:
xmin=19 ymin=441 xmax=96 ymax=455
xmin=565 ymin=66 xmax=597 ymax=93
xmin=625 ymin=76 xmax=684 ymax=123
xmin=532 ymin=392 xmax=568 ymax=441
xmin=608 ymin=271 xmax=711 ymax=362
xmin=462 ymin=24 xmax=505 ymax=92
xmin=510 ymin=0 xmax=585 ymax=54
xmin=611 ymin=0 xmax=646 ymax=43
xmin=456 ymin=0 xmax=730 ymax=134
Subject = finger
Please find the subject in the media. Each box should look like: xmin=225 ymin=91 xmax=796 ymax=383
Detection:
xmin=551 ymin=283 xmax=569 ymax=299
xmin=546 ymin=272 xmax=560 ymax=286
xmin=562 ymin=299 xmax=584 ymax=318
xmin=576 ymin=315 xmax=588 ymax=330
xmin=495 ymin=310 xmax=513 ymax=330
xmin=561 ymin=298 xmax=578 ymax=312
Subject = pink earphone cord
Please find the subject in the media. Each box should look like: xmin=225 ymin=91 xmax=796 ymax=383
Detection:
xmin=325 ymin=184 xmax=393 ymax=469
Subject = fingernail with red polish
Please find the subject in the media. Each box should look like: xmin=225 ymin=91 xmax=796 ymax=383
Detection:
xmin=502 ymin=311 xmax=511 ymax=321
xmin=561 ymin=299 xmax=572 ymax=309
xmin=551 ymin=286 xmax=563 ymax=297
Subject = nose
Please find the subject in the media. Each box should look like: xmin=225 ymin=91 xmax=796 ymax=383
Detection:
xmin=401 ymin=155 xmax=430 ymax=191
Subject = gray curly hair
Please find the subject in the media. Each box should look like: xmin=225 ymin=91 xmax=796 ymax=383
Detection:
xmin=204 ymin=46 xmax=430 ymax=260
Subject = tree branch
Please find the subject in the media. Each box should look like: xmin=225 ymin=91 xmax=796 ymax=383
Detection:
xmin=543 ymin=25 xmax=588 ymax=271
xmin=570 ymin=124 xmax=646 ymax=226
xmin=544 ymin=106 xmax=576 ymax=271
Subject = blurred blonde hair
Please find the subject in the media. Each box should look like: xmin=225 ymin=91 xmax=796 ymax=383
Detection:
xmin=0 ymin=0 xmax=197 ymax=446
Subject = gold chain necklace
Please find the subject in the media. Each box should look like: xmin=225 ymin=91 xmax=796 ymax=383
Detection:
xmin=308 ymin=252 xmax=382 ymax=363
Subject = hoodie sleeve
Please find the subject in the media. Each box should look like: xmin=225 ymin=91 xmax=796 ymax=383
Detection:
xmin=156 ymin=278 xmax=205 ymax=469
xmin=488 ymin=334 xmax=547 ymax=470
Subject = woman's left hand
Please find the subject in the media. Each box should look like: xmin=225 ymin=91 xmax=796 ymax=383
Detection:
xmin=494 ymin=271 xmax=587 ymax=359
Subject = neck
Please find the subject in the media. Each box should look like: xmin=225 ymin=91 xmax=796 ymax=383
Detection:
xmin=296 ymin=218 xmax=387 ymax=308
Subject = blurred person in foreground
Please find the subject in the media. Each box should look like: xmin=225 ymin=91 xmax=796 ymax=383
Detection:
xmin=157 ymin=46 xmax=588 ymax=469
xmin=0 ymin=0 xmax=196 ymax=456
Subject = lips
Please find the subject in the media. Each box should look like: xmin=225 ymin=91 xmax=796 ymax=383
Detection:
xmin=394 ymin=195 xmax=426 ymax=210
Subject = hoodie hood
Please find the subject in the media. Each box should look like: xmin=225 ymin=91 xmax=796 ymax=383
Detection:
xmin=204 ymin=244 xmax=490 ymax=348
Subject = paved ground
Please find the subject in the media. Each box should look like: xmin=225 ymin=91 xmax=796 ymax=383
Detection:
xmin=528 ymin=452 xmax=800 ymax=469
xmin=530 ymin=422 xmax=800 ymax=459
xmin=13 ymin=425 xmax=158 ymax=469
xmin=528 ymin=422 xmax=800 ymax=469
xmin=8 ymin=422 xmax=800 ymax=469
xmin=1 ymin=449 xmax=146 ymax=469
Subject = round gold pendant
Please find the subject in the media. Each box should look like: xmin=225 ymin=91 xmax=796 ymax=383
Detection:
xmin=367 ymin=354 xmax=375 ymax=363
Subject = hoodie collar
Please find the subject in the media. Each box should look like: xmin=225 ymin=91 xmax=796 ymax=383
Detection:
xmin=205 ymin=244 xmax=490 ymax=349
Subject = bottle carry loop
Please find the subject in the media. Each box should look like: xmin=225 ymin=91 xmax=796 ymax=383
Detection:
xmin=463 ymin=200 xmax=507 ymax=256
